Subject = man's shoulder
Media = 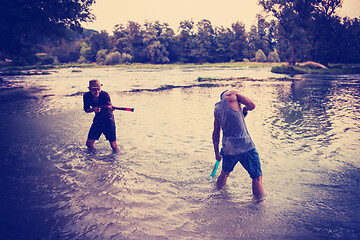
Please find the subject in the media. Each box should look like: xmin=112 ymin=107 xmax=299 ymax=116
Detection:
xmin=83 ymin=91 xmax=92 ymax=98
xmin=100 ymin=90 xmax=110 ymax=96
xmin=214 ymin=101 xmax=224 ymax=114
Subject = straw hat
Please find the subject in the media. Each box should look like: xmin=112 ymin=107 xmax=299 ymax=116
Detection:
xmin=88 ymin=79 xmax=102 ymax=89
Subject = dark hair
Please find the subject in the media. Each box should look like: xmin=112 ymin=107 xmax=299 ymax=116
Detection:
xmin=220 ymin=90 xmax=228 ymax=100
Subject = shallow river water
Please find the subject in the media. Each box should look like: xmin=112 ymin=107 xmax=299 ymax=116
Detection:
xmin=0 ymin=66 xmax=359 ymax=239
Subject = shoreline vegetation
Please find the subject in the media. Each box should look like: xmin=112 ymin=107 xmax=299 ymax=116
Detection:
xmin=1 ymin=62 xmax=360 ymax=78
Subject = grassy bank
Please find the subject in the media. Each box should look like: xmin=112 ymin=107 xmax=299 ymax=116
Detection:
xmin=271 ymin=63 xmax=360 ymax=75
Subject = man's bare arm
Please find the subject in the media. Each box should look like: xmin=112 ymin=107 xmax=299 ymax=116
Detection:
xmin=212 ymin=117 xmax=222 ymax=161
xmin=224 ymin=90 xmax=255 ymax=112
xmin=234 ymin=91 xmax=256 ymax=110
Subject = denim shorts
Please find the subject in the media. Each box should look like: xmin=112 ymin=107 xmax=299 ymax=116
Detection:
xmin=222 ymin=148 xmax=262 ymax=179
xmin=87 ymin=121 xmax=117 ymax=142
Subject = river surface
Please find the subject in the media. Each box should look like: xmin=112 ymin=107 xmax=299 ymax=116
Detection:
xmin=0 ymin=66 xmax=359 ymax=239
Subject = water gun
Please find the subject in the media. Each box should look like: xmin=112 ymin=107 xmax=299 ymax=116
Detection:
xmin=99 ymin=105 xmax=134 ymax=112
xmin=208 ymin=160 xmax=220 ymax=181
xmin=113 ymin=107 xmax=134 ymax=112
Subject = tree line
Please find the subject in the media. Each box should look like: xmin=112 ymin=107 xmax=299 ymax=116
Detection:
xmin=39 ymin=18 xmax=281 ymax=66
xmin=1 ymin=0 xmax=359 ymax=66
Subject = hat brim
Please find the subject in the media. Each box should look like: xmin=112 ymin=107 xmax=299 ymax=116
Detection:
xmin=88 ymin=84 xmax=103 ymax=89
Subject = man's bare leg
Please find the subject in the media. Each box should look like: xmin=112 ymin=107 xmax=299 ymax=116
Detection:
xmin=217 ymin=170 xmax=230 ymax=189
xmin=252 ymin=175 xmax=264 ymax=199
xmin=110 ymin=141 xmax=120 ymax=153
xmin=86 ymin=139 xmax=96 ymax=152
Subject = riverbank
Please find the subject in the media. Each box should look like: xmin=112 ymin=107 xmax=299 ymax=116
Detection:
xmin=272 ymin=62 xmax=360 ymax=75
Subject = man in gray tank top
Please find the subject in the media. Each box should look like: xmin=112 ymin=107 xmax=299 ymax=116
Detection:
xmin=212 ymin=90 xmax=264 ymax=199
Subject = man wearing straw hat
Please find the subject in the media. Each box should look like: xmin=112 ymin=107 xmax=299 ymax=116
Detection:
xmin=83 ymin=79 xmax=119 ymax=152
xmin=212 ymin=90 xmax=263 ymax=199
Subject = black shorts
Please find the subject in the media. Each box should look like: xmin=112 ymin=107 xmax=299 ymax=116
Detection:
xmin=87 ymin=121 xmax=116 ymax=142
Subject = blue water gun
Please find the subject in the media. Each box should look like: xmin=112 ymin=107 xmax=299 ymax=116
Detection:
xmin=208 ymin=160 xmax=220 ymax=181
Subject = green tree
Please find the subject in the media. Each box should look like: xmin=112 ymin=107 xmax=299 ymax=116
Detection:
xmin=0 ymin=0 xmax=95 ymax=64
xmin=341 ymin=17 xmax=360 ymax=63
xmin=112 ymin=24 xmax=131 ymax=54
xmin=247 ymin=15 xmax=277 ymax=60
xmin=260 ymin=0 xmax=344 ymax=65
xmin=143 ymin=21 xmax=173 ymax=63
xmin=214 ymin=26 xmax=233 ymax=62
xmin=176 ymin=20 xmax=197 ymax=63
xmin=309 ymin=1 xmax=345 ymax=64
xmin=96 ymin=49 xmax=108 ymax=65
xmin=51 ymin=40 xmax=82 ymax=63
xmin=267 ymin=20 xmax=278 ymax=52
xmin=259 ymin=0 xmax=312 ymax=64
xmin=194 ymin=19 xmax=216 ymax=63
xmin=85 ymin=30 xmax=110 ymax=62
xmin=125 ymin=21 xmax=146 ymax=62
xmin=213 ymin=22 xmax=248 ymax=62
xmin=147 ymin=41 xmax=170 ymax=64
xmin=248 ymin=25 xmax=262 ymax=59
xmin=229 ymin=22 xmax=248 ymax=61
xmin=309 ymin=15 xmax=342 ymax=64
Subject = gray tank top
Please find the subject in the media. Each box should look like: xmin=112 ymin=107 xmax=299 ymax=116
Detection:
xmin=214 ymin=95 xmax=255 ymax=155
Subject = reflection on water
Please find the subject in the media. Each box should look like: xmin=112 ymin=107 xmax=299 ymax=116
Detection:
xmin=0 ymin=67 xmax=359 ymax=239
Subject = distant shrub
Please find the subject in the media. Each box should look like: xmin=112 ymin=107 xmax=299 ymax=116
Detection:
xmin=78 ymin=56 xmax=88 ymax=64
xmin=36 ymin=53 xmax=56 ymax=65
xmin=82 ymin=48 xmax=95 ymax=62
xmin=242 ymin=58 xmax=250 ymax=62
xmin=79 ymin=43 xmax=94 ymax=62
xmin=255 ymin=49 xmax=267 ymax=62
xmin=121 ymin=53 xmax=133 ymax=63
xmin=268 ymin=50 xmax=281 ymax=62
xmin=41 ymin=55 xmax=55 ymax=65
xmin=96 ymin=49 xmax=108 ymax=64
xmin=105 ymin=51 xmax=121 ymax=65
xmin=51 ymin=42 xmax=81 ymax=63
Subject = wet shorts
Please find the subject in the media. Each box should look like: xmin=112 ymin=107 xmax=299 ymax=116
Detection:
xmin=221 ymin=148 xmax=262 ymax=179
xmin=87 ymin=121 xmax=117 ymax=142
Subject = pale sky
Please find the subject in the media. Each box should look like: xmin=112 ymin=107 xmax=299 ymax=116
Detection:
xmin=84 ymin=0 xmax=360 ymax=33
